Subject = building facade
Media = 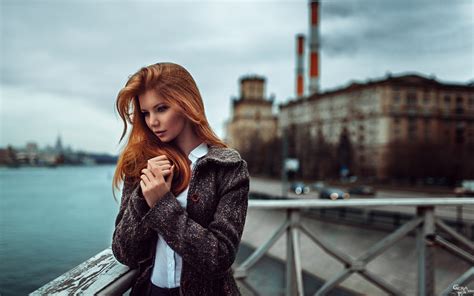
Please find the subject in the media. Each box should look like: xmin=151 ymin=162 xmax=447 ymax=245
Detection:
xmin=225 ymin=75 xmax=278 ymax=152
xmin=279 ymin=73 xmax=474 ymax=180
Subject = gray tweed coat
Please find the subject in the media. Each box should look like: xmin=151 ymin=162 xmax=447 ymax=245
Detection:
xmin=112 ymin=145 xmax=249 ymax=296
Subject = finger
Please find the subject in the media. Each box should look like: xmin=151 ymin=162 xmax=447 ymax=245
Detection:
xmin=140 ymin=179 xmax=146 ymax=188
xmin=161 ymin=168 xmax=171 ymax=174
xmin=149 ymin=162 xmax=171 ymax=169
xmin=141 ymin=168 xmax=155 ymax=178
xmin=159 ymin=164 xmax=172 ymax=171
xmin=140 ymin=174 xmax=150 ymax=185
xmin=141 ymin=168 xmax=155 ymax=180
xmin=166 ymin=165 xmax=175 ymax=186
xmin=152 ymin=159 xmax=171 ymax=165
xmin=148 ymin=155 xmax=168 ymax=163
xmin=149 ymin=161 xmax=171 ymax=169
xmin=150 ymin=166 xmax=165 ymax=181
xmin=156 ymin=161 xmax=171 ymax=167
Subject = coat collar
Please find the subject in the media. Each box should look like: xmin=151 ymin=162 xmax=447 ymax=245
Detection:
xmin=194 ymin=144 xmax=242 ymax=167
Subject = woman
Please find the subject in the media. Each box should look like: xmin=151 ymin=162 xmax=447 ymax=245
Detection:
xmin=111 ymin=62 xmax=250 ymax=296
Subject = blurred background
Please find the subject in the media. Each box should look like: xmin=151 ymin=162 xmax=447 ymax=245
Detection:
xmin=1 ymin=0 xmax=473 ymax=295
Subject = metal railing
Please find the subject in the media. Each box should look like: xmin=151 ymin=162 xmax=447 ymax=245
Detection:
xmin=30 ymin=197 xmax=474 ymax=296
xmin=236 ymin=198 xmax=474 ymax=296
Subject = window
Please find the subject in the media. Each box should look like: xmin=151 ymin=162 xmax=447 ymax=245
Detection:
xmin=444 ymin=95 xmax=451 ymax=107
xmin=469 ymin=96 xmax=474 ymax=108
xmin=455 ymin=122 xmax=465 ymax=144
xmin=407 ymin=91 xmax=417 ymax=106
xmin=467 ymin=124 xmax=474 ymax=143
xmin=424 ymin=119 xmax=430 ymax=141
xmin=394 ymin=118 xmax=401 ymax=137
xmin=250 ymin=84 xmax=258 ymax=98
xmin=444 ymin=128 xmax=450 ymax=140
xmin=455 ymin=96 xmax=464 ymax=114
xmin=408 ymin=118 xmax=417 ymax=140
xmin=392 ymin=87 xmax=401 ymax=104
xmin=422 ymin=89 xmax=430 ymax=105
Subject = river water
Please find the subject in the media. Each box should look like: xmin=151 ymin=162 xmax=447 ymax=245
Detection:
xmin=0 ymin=165 xmax=120 ymax=295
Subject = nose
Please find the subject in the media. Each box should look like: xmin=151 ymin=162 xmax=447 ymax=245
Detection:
xmin=149 ymin=113 xmax=159 ymax=127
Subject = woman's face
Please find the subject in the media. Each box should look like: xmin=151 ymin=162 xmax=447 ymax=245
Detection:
xmin=138 ymin=89 xmax=187 ymax=143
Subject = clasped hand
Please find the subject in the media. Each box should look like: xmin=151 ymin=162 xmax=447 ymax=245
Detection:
xmin=140 ymin=155 xmax=175 ymax=208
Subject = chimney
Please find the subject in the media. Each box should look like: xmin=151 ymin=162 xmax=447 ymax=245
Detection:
xmin=296 ymin=34 xmax=305 ymax=98
xmin=309 ymin=0 xmax=320 ymax=95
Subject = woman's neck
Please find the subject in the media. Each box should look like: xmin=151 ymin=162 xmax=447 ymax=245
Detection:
xmin=174 ymin=121 xmax=202 ymax=156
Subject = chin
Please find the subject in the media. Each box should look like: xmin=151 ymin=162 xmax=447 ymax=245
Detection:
xmin=157 ymin=135 xmax=176 ymax=143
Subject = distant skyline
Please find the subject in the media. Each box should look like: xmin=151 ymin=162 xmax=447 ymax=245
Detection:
xmin=1 ymin=0 xmax=473 ymax=155
xmin=2 ymin=133 xmax=86 ymax=154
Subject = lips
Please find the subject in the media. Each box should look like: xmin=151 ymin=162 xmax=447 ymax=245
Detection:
xmin=154 ymin=130 xmax=166 ymax=136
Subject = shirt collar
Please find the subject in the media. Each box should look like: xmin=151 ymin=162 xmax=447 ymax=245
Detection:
xmin=188 ymin=142 xmax=208 ymax=165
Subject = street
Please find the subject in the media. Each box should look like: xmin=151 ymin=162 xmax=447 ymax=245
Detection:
xmin=250 ymin=177 xmax=474 ymax=222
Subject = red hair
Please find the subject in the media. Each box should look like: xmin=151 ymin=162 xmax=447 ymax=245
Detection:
xmin=112 ymin=62 xmax=227 ymax=202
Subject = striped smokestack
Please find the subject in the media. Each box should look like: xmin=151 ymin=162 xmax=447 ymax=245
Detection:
xmin=296 ymin=34 xmax=305 ymax=98
xmin=309 ymin=0 xmax=320 ymax=94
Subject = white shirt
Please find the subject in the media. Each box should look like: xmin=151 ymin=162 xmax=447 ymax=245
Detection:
xmin=150 ymin=142 xmax=209 ymax=288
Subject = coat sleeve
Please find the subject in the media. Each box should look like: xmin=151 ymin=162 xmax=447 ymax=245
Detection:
xmin=111 ymin=176 xmax=156 ymax=269
xmin=140 ymin=159 xmax=250 ymax=279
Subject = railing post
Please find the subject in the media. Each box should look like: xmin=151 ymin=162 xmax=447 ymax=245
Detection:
xmin=286 ymin=208 xmax=304 ymax=296
xmin=456 ymin=205 xmax=463 ymax=233
xmin=286 ymin=209 xmax=296 ymax=296
xmin=292 ymin=209 xmax=304 ymax=296
xmin=416 ymin=206 xmax=435 ymax=296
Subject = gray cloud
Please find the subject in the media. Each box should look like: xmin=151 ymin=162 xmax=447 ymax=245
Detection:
xmin=1 ymin=0 xmax=472 ymax=153
xmin=320 ymin=0 xmax=473 ymax=58
xmin=1 ymin=1 xmax=299 ymax=111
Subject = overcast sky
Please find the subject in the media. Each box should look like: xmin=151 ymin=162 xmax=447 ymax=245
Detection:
xmin=1 ymin=0 xmax=473 ymax=155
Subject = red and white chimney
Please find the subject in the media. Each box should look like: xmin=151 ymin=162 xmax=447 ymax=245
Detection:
xmin=309 ymin=0 xmax=320 ymax=94
xmin=296 ymin=34 xmax=305 ymax=98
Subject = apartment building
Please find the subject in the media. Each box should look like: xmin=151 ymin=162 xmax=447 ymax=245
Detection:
xmin=279 ymin=73 xmax=474 ymax=179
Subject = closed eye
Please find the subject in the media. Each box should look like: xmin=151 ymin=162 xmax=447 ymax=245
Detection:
xmin=157 ymin=106 xmax=168 ymax=112
xmin=141 ymin=105 xmax=168 ymax=116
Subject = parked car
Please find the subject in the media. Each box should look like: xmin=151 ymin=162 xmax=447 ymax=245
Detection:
xmin=348 ymin=185 xmax=376 ymax=196
xmin=310 ymin=181 xmax=326 ymax=192
xmin=319 ymin=187 xmax=350 ymax=200
xmin=289 ymin=182 xmax=311 ymax=195
xmin=454 ymin=180 xmax=474 ymax=197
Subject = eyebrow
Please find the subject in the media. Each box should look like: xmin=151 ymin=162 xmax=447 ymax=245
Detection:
xmin=140 ymin=103 xmax=165 ymax=112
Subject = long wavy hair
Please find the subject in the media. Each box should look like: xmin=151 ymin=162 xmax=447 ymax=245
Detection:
xmin=112 ymin=62 xmax=228 ymax=202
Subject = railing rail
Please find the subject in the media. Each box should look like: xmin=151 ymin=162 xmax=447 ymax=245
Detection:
xmin=29 ymin=248 xmax=136 ymax=295
xmin=247 ymin=197 xmax=474 ymax=208
xmin=30 ymin=197 xmax=474 ymax=296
